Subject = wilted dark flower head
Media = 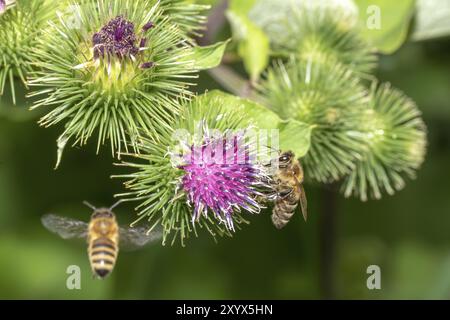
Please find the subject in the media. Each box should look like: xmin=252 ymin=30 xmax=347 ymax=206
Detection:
xmin=84 ymin=14 xmax=155 ymax=71
xmin=92 ymin=15 xmax=140 ymax=60
xmin=178 ymin=129 xmax=267 ymax=231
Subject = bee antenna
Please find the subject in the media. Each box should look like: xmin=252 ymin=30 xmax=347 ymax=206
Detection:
xmin=262 ymin=144 xmax=280 ymax=153
xmin=83 ymin=201 xmax=97 ymax=210
xmin=109 ymin=200 xmax=123 ymax=211
xmin=274 ymin=146 xmax=282 ymax=154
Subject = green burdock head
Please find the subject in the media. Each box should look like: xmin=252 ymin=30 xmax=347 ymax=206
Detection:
xmin=28 ymin=0 xmax=204 ymax=160
xmin=0 ymin=0 xmax=54 ymax=104
xmin=342 ymin=83 xmax=427 ymax=201
xmin=260 ymin=58 xmax=369 ymax=183
xmin=115 ymin=94 xmax=272 ymax=246
xmin=254 ymin=4 xmax=377 ymax=77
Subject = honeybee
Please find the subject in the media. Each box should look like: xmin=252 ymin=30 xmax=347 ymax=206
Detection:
xmin=41 ymin=201 xmax=162 ymax=279
xmin=270 ymin=150 xmax=308 ymax=229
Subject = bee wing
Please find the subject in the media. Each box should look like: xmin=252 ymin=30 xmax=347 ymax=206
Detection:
xmin=299 ymin=184 xmax=307 ymax=221
xmin=119 ymin=225 xmax=163 ymax=251
xmin=41 ymin=214 xmax=88 ymax=239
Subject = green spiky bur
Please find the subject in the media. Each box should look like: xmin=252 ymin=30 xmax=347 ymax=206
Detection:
xmin=264 ymin=6 xmax=377 ymax=77
xmin=260 ymin=59 xmax=368 ymax=183
xmin=160 ymin=0 xmax=210 ymax=39
xmin=0 ymin=0 xmax=57 ymax=105
xmin=114 ymin=94 xmax=256 ymax=246
xmin=251 ymin=3 xmax=427 ymax=200
xmin=342 ymin=83 xmax=427 ymax=201
xmin=28 ymin=0 xmax=201 ymax=160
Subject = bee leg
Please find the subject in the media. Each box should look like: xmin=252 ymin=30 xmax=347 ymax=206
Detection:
xmin=278 ymin=187 xmax=293 ymax=199
xmin=259 ymin=175 xmax=272 ymax=185
xmin=263 ymin=190 xmax=279 ymax=202
xmin=260 ymin=185 xmax=290 ymax=204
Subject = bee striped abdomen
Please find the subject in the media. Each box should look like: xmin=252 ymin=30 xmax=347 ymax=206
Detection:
xmin=88 ymin=237 xmax=118 ymax=278
xmin=272 ymin=200 xmax=297 ymax=229
xmin=271 ymin=184 xmax=301 ymax=229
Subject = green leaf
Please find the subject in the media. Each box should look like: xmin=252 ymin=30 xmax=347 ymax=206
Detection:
xmin=226 ymin=11 xmax=247 ymax=41
xmin=241 ymin=98 xmax=280 ymax=130
xmin=278 ymin=120 xmax=313 ymax=158
xmin=354 ymin=0 xmax=415 ymax=54
xmin=412 ymin=0 xmax=450 ymax=41
xmin=225 ymin=10 xmax=270 ymax=81
xmin=237 ymin=21 xmax=270 ymax=82
xmin=203 ymin=91 xmax=312 ymax=157
xmin=188 ymin=40 xmax=230 ymax=70
xmin=204 ymin=90 xmax=280 ymax=130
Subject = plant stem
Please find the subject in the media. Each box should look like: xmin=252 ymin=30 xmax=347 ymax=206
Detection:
xmin=208 ymin=65 xmax=250 ymax=97
xmin=198 ymin=0 xmax=257 ymax=99
xmin=319 ymin=186 xmax=338 ymax=299
xmin=197 ymin=0 xmax=229 ymax=46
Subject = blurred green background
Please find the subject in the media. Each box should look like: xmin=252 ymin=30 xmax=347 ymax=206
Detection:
xmin=0 ymin=1 xmax=450 ymax=299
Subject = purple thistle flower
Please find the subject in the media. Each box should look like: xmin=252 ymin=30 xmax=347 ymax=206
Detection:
xmin=179 ymin=133 xmax=267 ymax=231
xmin=92 ymin=15 xmax=139 ymax=60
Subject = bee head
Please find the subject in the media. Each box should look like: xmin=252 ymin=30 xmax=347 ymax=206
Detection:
xmin=279 ymin=151 xmax=294 ymax=167
xmin=91 ymin=208 xmax=114 ymax=219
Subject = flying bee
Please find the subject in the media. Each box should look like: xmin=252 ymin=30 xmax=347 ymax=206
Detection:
xmin=41 ymin=201 xmax=162 ymax=279
xmin=269 ymin=150 xmax=308 ymax=229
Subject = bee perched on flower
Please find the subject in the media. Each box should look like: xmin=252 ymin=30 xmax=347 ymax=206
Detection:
xmin=28 ymin=0 xmax=208 ymax=162
xmin=260 ymin=58 xmax=369 ymax=183
xmin=115 ymin=94 xmax=273 ymax=245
